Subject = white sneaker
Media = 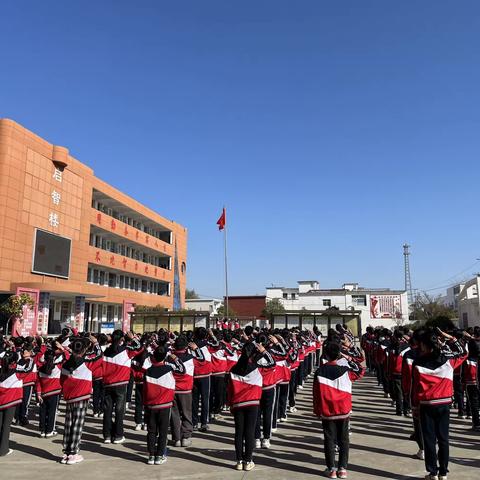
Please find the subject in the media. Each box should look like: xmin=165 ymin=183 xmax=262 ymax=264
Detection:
xmin=154 ymin=455 xmax=167 ymax=465
xmin=104 ymin=438 xmax=112 ymax=444
xmin=235 ymin=461 xmax=243 ymax=470
xmin=135 ymin=424 xmax=142 ymax=431
xmin=439 ymin=476 xmax=447 ymax=480
xmin=45 ymin=431 xmax=57 ymax=438
xmin=113 ymin=437 xmax=125 ymax=444
xmin=280 ymin=417 xmax=288 ymax=423
xmin=40 ymin=432 xmax=46 ymax=438
xmin=424 ymin=475 xmax=439 ymax=480
xmin=244 ymin=461 xmax=255 ymax=471
xmin=255 ymin=439 xmax=261 ymax=448
xmin=6 ymin=449 xmax=13 ymax=456
xmin=93 ymin=413 xmax=99 ymax=418
xmin=261 ymin=438 xmax=270 ymax=449
xmin=60 ymin=454 xmax=68 ymax=464
xmin=271 ymin=427 xmax=278 ymax=433
xmin=289 ymin=406 xmax=298 ymax=413
xmin=142 ymin=424 xmax=147 ymax=431
xmin=147 ymin=456 xmax=155 ymax=465
xmin=415 ymin=449 xmax=425 ymax=460
xmin=66 ymin=454 xmax=84 ymax=465
xmin=298 ymin=385 xmax=304 ymax=390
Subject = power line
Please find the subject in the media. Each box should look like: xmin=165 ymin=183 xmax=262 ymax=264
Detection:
xmin=418 ymin=259 xmax=480 ymax=292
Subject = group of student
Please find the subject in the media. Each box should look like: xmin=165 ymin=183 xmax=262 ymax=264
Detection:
xmin=0 ymin=324 xmax=328 ymax=470
xmin=1 ymin=322 xmax=478 ymax=479
xmin=361 ymin=324 xmax=479 ymax=480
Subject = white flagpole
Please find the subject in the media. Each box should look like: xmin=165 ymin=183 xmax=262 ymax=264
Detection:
xmin=223 ymin=207 xmax=229 ymax=320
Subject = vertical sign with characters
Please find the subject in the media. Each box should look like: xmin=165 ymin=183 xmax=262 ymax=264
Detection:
xmin=37 ymin=292 xmax=50 ymax=335
xmin=12 ymin=288 xmax=40 ymax=337
xmin=122 ymin=300 xmax=135 ymax=332
xmin=74 ymin=296 xmax=86 ymax=331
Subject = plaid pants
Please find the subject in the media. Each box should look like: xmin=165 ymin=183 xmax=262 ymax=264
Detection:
xmin=63 ymin=400 xmax=88 ymax=455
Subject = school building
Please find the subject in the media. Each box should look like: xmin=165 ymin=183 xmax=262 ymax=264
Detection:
xmin=0 ymin=119 xmax=187 ymax=335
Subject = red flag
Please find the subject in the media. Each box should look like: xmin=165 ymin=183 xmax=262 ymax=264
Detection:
xmin=216 ymin=208 xmax=226 ymax=231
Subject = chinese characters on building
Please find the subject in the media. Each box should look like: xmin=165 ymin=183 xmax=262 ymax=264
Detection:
xmin=49 ymin=167 xmax=63 ymax=227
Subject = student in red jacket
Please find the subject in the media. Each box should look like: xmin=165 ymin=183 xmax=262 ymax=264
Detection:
xmin=36 ymin=341 xmax=69 ymax=437
xmin=102 ymin=330 xmax=141 ymax=444
xmin=14 ymin=342 xmax=37 ymax=426
xmin=143 ymin=345 xmax=185 ymax=465
xmin=60 ymin=336 xmax=102 ymax=465
xmin=254 ymin=333 xmax=277 ymax=449
xmin=401 ymin=329 xmax=425 ymax=460
xmin=0 ymin=349 xmax=34 ymax=457
xmin=411 ymin=328 xmax=468 ymax=480
xmin=313 ymin=341 xmax=364 ymax=479
xmin=192 ymin=327 xmax=217 ymax=432
xmin=171 ymin=335 xmax=198 ymax=446
xmin=131 ymin=346 xmax=151 ymax=431
xmin=227 ymin=341 xmax=263 ymax=472
xmin=387 ymin=330 xmax=411 ymax=416
xmin=91 ymin=333 xmax=108 ymax=418
xmin=463 ymin=334 xmax=480 ymax=431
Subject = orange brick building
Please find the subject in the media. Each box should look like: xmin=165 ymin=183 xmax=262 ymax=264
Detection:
xmin=0 ymin=119 xmax=187 ymax=335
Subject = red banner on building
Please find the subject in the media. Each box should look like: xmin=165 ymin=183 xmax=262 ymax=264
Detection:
xmin=12 ymin=287 xmax=40 ymax=337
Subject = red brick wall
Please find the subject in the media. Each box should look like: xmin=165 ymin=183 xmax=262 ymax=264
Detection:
xmin=226 ymin=296 xmax=266 ymax=318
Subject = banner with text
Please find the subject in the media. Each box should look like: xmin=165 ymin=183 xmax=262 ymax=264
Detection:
xmin=122 ymin=300 xmax=135 ymax=332
xmin=370 ymin=294 xmax=402 ymax=319
xmin=13 ymin=287 xmax=40 ymax=336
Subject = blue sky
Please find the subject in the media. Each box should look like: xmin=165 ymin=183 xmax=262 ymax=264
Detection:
xmin=2 ymin=1 xmax=480 ymax=298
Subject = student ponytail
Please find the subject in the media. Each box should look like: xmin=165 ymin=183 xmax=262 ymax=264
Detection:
xmin=39 ymin=348 xmax=55 ymax=375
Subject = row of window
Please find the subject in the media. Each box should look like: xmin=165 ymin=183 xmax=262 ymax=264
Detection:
xmin=89 ymin=233 xmax=170 ymax=269
xmin=92 ymin=198 xmax=171 ymax=243
xmin=281 ymin=296 xmax=367 ymax=307
xmin=87 ymin=267 xmax=170 ymax=296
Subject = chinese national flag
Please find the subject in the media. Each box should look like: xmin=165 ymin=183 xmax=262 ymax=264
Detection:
xmin=216 ymin=208 xmax=226 ymax=231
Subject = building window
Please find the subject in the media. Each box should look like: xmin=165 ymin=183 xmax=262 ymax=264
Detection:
xmin=181 ymin=262 xmax=186 ymax=274
xmin=352 ymin=295 xmax=367 ymax=306
xmin=323 ymin=299 xmax=331 ymax=307
xmin=283 ymin=293 xmax=288 ymax=299
xmin=291 ymin=293 xmax=296 ymax=300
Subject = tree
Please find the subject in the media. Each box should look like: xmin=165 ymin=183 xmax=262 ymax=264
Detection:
xmin=262 ymin=298 xmax=286 ymax=317
xmin=409 ymin=292 xmax=456 ymax=327
xmin=217 ymin=304 xmax=237 ymax=318
xmin=0 ymin=293 xmax=35 ymax=335
xmin=185 ymin=289 xmax=200 ymax=299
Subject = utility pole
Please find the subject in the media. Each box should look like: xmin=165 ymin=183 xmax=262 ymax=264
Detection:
xmin=403 ymin=243 xmax=414 ymax=305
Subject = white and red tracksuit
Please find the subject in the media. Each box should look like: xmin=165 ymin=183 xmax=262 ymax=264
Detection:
xmin=173 ymin=351 xmax=195 ymax=394
xmin=228 ymin=366 xmax=263 ymax=410
xmin=313 ymin=359 xmax=364 ymax=420
xmin=36 ymin=353 xmax=69 ymax=398
xmin=103 ymin=339 xmax=141 ymax=388
xmin=0 ymin=359 xmax=35 ymax=410
xmin=411 ymin=340 xmax=468 ymax=408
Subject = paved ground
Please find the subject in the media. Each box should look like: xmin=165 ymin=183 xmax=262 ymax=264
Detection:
xmin=2 ymin=374 xmax=479 ymax=479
